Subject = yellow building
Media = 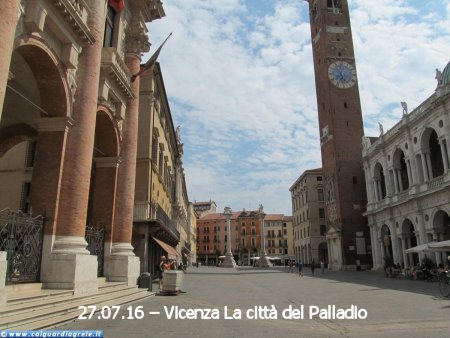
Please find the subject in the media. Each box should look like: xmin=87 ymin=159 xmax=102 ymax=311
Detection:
xmin=133 ymin=62 xmax=191 ymax=275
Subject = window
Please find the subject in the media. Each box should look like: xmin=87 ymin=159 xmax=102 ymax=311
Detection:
xmin=104 ymin=6 xmax=116 ymax=47
xmin=327 ymin=0 xmax=342 ymax=14
xmin=317 ymin=176 xmax=323 ymax=181
xmin=319 ymin=208 xmax=325 ymax=219
xmin=25 ymin=141 xmax=37 ymax=168
xmin=320 ymin=225 xmax=326 ymax=236
xmin=352 ymin=176 xmax=357 ymax=184
xmin=318 ymin=188 xmax=324 ymax=201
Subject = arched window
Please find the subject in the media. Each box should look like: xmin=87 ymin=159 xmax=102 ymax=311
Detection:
xmin=374 ymin=162 xmax=386 ymax=200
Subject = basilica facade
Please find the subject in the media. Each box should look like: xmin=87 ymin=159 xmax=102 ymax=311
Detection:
xmin=363 ymin=61 xmax=450 ymax=269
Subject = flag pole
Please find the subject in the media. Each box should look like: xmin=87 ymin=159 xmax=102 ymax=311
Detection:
xmin=131 ymin=32 xmax=173 ymax=83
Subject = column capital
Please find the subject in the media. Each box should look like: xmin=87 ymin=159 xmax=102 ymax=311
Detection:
xmin=125 ymin=21 xmax=150 ymax=58
xmin=34 ymin=117 xmax=74 ymax=132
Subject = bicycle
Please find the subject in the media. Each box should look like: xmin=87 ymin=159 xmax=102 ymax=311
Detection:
xmin=438 ymin=270 xmax=450 ymax=297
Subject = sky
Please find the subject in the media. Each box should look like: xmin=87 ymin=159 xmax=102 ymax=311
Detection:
xmin=144 ymin=0 xmax=450 ymax=216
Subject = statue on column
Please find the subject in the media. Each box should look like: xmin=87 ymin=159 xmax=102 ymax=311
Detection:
xmin=378 ymin=122 xmax=384 ymax=135
xmin=401 ymin=101 xmax=408 ymax=115
xmin=435 ymin=68 xmax=443 ymax=88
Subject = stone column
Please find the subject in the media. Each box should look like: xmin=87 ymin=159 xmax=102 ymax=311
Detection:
xmin=406 ymin=237 xmax=413 ymax=266
xmin=258 ymin=205 xmax=272 ymax=267
xmin=433 ymin=234 xmax=442 ymax=266
xmin=222 ymin=207 xmax=236 ymax=268
xmin=425 ymin=152 xmax=433 ymax=180
xmin=392 ymin=169 xmax=399 ymax=194
xmin=390 ymin=226 xmax=400 ymax=265
xmin=0 ymin=252 xmax=6 ymax=306
xmin=0 ymin=0 xmax=21 ymax=120
xmin=401 ymin=237 xmax=408 ymax=267
xmin=397 ymin=170 xmax=404 ymax=192
xmin=368 ymin=225 xmax=376 ymax=269
xmin=406 ymin=160 xmax=413 ymax=186
xmin=104 ymin=20 xmax=149 ymax=285
xmin=373 ymin=181 xmax=379 ymax=201
xmin=439 ymin=138 xmax=449 ymax=171
xmin=41 ymin=0 xmax=106 ymax=293
xmin=421 ymin=153 xmax=429 ymax=182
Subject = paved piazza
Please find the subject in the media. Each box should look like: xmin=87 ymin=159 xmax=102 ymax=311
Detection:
xmin=61 ymin=267 xmax=450 ymax=337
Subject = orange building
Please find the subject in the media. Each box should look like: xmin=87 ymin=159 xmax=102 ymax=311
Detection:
xmin=197 ymin=209 xmax=295 ymax=266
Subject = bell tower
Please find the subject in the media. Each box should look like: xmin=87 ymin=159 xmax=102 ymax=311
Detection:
xmin=304 ymin=0 xmax=371 ymax=269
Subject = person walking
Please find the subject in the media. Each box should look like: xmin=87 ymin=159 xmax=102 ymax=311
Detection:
xmin=320 ymin=260 xmax=325 ymax=274
xmin=311 ymin=260 xmax=315 ymax=276
xmin=158 ymin=255 xmax=166 ymax=290
xmin=298 ymin=260 xmax=303 ymax=277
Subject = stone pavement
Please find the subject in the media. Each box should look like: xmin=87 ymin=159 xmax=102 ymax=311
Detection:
xmin=60 ymin=266 xmax=450 ymax=337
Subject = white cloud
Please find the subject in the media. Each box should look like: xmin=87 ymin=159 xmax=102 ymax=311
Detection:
xmin=145 ymin=0 xmax=450 ymax=214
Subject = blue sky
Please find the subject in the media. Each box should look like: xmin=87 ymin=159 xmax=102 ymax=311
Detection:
xmin=144 ymin=0 xmax=450 ymax=215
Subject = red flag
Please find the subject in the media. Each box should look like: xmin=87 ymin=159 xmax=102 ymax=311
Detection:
xmin=109 ymin=0 xmax=124 ymax=13
xmin=131 ymin=33 xmax=173 ymax=82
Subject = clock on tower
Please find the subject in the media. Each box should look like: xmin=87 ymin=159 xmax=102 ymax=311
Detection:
xmin=304 ymin=0 xmax=371 ymax=270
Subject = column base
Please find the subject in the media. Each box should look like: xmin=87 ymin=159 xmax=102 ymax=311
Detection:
xmin=40 ymin=235 xmax=98 ymax=295
xmin=41 ymin=253 xmax=98 ymax=294
xmin=222 ymin=252 xmax=236 ymax=268
xmin=104 ymin=255 xmax=140 ymax=286
xmin=0 ymin=252 xmax=7 ymax=306
xmin=258 ymin=253 xmax=272 ymax=268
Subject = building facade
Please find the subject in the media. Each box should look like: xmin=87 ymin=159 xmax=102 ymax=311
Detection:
xmin=290 ymin=168 xmax=328 ymax=265
xmin=0 ymin=0 xmax=165 ymax=294
xmin=305 ymin=0 xmax=371 ymax=269
xmin=193 ymin=200 xmax=217 ymax=218
xmin=133 ymin=62 xmax=192 ymax=276
xmin=363 ymin=61 xmax=450 ymax=270
xmin=196 ymin=208 xmax=293 ymax=266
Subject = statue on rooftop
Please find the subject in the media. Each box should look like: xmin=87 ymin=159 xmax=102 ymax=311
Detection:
xmin=435 ymin=68 xmax=443 ymax=88
xmin=401 ymin=101 xmax=408 ymax=115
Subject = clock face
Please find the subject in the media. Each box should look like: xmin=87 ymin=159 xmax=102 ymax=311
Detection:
xmin=328 ymin=61 xmax=357 ymax=89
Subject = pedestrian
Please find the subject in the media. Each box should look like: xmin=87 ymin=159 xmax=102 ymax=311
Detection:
xmin=320 ymin=260 xmax=325 ymax=274
xmin=311 ymin=260 xmax=315 ymax=276
xmin=158 ymin=255 xmax=166 ymax=290
xmin=288 ymin=260 xmax=293 ymax=273
xmin=298 ymin=260 xmax=303 ymax=277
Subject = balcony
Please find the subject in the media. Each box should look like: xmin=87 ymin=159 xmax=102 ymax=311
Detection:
xmin=101 ymin=48 xmax=134 ymax=102
xmin=133 ymin=202 xmax=180 ymax=241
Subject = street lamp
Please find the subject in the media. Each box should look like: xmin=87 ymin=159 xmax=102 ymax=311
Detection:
xmin=222 ymin=207 xmax=237 ymax=268
xmin=258 ymin=204 xmax=272 ymax=267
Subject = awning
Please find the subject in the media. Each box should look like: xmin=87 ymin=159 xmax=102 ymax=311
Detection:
xmin=404 ymin=242 xmax=447 ymax=253
xmin=152 ymin=236 xmax=180 ymax=259
xmin=428 ymin=240 xmax=450 ymax=250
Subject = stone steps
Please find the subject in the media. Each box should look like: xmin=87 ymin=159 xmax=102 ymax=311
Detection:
xmin=0 ymin=282 xmax=154 ymax=330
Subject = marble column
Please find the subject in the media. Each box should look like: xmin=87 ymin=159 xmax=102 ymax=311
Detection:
xmin=258 ymin=205 xmax=272 ymax=267
xmin=439 ymin=139 xmax=449 ymax=171
xmin=41 ymin=0 xmax=106 ymax=293
xmin=425 ymin=152 xmax=433 ymax=180
xmin=222 ymin=207 xmax=236 ymax=268
xmin=392 ymin=169 xmax=399 ymax=194
xmin=397 ymin=170 xmax=404 ymax=192
xmin=401 ymin=237 xmax=408 ymax=267
xmin=390 ymin=226 xmax=400 ymax=265
xmin=104 ymin=20 xmax=150 ymax=285
xmin=406 ymin=160 xmax=413 ymax=186
xmin=0 ymin=252 xmax=6 ymax=306
xmin=0 ymin=0 xmax=21 ymax=120
xmin=421 ymin=153 xmax=429 ymax=182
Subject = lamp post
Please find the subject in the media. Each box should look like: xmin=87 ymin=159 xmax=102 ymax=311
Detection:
xmin=222 ymin=207 xmax=237 ymax=268
xmin=258 ymin=204 xmax=272 ymax=267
